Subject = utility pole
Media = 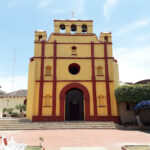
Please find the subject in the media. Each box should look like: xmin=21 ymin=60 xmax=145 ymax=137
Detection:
xmin=12 ymin=49 xmax=16 ymax=92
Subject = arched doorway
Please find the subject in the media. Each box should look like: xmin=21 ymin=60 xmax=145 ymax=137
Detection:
xmin=65 ymin=88 xmax=84 ymax=121
xmin=59 ymin=83 xmax=90 ymax=121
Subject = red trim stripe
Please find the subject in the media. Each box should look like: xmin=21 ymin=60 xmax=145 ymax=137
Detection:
xmin=104 ymin=43 xmax=111 ymax=116
xmin=30 ymin=56 xmax=115 ymax=60
xmin=38 ymin=41 xmax=45 ymax=116
xmin=91 ymin=42 xmax=97 ymax=117
xmin=52 ymin=40 xmax=57 ymax=116
xmin=34 ymin=41 xmax=112 ymax=45
xmin=54 ymin=20 xmax=93 ymax=22
xmin=36 ymin=80 xmax=113 ymax=82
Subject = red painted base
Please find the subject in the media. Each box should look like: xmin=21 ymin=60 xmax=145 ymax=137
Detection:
xmin=32 ymin=116 xmax=120 ymax=123
xmin=32 ymin=116 xmax=62 ymax=122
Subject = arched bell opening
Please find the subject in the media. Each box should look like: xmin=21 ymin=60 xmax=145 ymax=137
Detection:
xmin=71 ymin=24 xmax=77 ymax=34
xmin=60 ymin=24 xmax=66 ymax=33
xmin=82 ymin=24 xmax=87 ymax=33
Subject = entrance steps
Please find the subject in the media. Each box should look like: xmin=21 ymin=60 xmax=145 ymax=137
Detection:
xmin=0 ymin=119 xmax=119 ymax=130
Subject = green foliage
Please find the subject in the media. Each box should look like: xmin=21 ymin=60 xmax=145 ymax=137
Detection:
xmin=7 ymin=108 xmax=13 ymax=114
xmin=3 ymin=108 xmax=8 ymax=113
xmin=39 ymin=137 xmax=44 ymax=141
xmin=16 ymin=104 xmax=22 ymax=110
xmin=22 ymin=104 xmax=26 ymax=111
xmin=11 ymin=110 xmax=19 ymax=117
xmin=16 ymin=104 xmax=26 ymax=112
xmin=25 ymin=146 xmax=41 ymax=150
xmin=115 ymin=84 xmax=150 ymax=103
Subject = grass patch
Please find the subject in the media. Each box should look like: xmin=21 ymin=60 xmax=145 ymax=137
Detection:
xmin=25 ymin=146 xmax=42 ymax=150
xmin=122 ymin=145 xmax=150 ymax=150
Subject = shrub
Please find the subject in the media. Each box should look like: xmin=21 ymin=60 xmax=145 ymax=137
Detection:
xmin=3 ymin=108 xmax=8 ymax=113
xmin=115 ymin=83 xmax=150 ymax=103
xmin=11 ymin=110 xmax=19 ymax=117
xmin=16 ymin=104 xmax=26 ymax=112
xmin=7 ymin=108 xmax=13 ymax=114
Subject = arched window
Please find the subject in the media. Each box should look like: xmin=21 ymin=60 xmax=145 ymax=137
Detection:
xmin=45 ymin=66 xmax=51 ymax=75
xmin=71 ymin=24 xmax=77 ymax=34
xmin=60 ymin=24 xmax=66 ymax=33
xmin=104 ymin=36 xmax=108 ymax=42
xmin=38 ymin=35 xmax=42 ymax=41
xmin=82 ymin=24 xmax=87 ymax=33
xmin=71 ymin=46 xmax=77 ymax=55
xmin=44 ymin=95 xmax=52 ymax=107
xmin=97 ymin=66 xmax=103 ymax=75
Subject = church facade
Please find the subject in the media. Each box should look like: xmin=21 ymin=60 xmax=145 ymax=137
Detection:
xmin=26 ymin=19 xmax=120 ymax=122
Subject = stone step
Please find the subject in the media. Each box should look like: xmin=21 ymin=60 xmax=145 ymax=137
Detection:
xmin=0 ymin=123 xmax=116 ymax=126
xmin=0 ymin=126 xmax=116 ymax=130
xmin=0 ymin=119 xmax=118 ymax=130
xmin=0 ymin=122 xmax=116 ymax=125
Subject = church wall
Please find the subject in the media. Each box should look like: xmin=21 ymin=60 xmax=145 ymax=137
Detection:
xmin=108 ymin=59 xmax=114 ymax=81
xmin=96 ymin=82 xmax=108 ymax=116
xmin=42 ymin=82 xmax=53 ymax=116
xmin=45 ymin=44 xmax=53 ymax=57
xmin=48 ymin=34 xmax=99 ymax=43
xmin=54 ymin=20 xmax=93 ymax=34
xmin=32 ymin=82 xmax=40 ymax=116
xmin=44 ymin=59 xmax=53 ymax=81
xmin=94 ymin=44 xmax=104 ymax=57
xmin=26 ymin=20 xmax=120 ymax=122
xmin=107 ymin=45 xmax=113 ymax=57
xmin=55 ymin=82 xmax=94 ymax=118
xmin=113 ymin=62 xmax=119 ymax=87
xmin=34 ymin=59 xmax=41 ymax=81
xmin=34 ymin=44 xmax=42 ymax=57
xmin=109 ymin=82 xmax=118 ymax=116
xmin=56 ymin=59 xmax=92 ymax=80
xmin=26 ymin=61 xmax=35 ymax=119
xmin=57 ymin=44 xmax=91 ymax=57
xmin=95 ymin=59 xmax=105 ymax=80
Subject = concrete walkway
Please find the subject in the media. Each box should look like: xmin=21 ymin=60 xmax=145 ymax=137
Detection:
xmin=0 ymin=129 xmax=150 ymax=150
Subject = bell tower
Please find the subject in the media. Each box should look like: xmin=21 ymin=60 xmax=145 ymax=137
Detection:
xmin=54 ymin=20 xmax=93 ymax=34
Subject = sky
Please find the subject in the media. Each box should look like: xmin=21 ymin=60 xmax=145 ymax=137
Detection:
xmin=0 ymin=0 xmax=150 ymax=92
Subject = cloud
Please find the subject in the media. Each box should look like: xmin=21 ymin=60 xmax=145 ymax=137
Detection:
xmin=136 ymin=36 xmax=145 ymax=42
xmin=103 ymin=0 xmax=117 ymax=21
xmin=115 ymin=19 xmax=149 ymax=35
xmin=8 ymin=0 xmax=30 ymax=7
xmin=114 ymin=46 xmax=150 ymax=83
xmin=76 ymin=0 xmax=85 ymax=15
xmin=7 ymin=0 xmax=52 ymax=8
xmin=0 ymin=76 xmax=28 ymax=93
xmin=37 ymin=0 xmax=52 ymax=8
xmin=52 ymin=9 xmax=65 ymax=14
xmin=69 ymin=0 xmax=85 ymax=16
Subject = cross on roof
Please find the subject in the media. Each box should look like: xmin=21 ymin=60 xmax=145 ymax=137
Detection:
xmin=70 ymin=11 xmax=75 ymax=19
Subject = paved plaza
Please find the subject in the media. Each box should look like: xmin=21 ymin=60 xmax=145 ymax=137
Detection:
xmin=0 ymin=129 xmax=150 ymax=150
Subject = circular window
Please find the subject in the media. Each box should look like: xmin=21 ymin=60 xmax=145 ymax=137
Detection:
xmin=68 ymin=63 xmax=80 ymax=75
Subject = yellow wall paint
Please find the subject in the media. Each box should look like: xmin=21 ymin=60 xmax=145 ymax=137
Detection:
xmin=26 ymin=19 xmax=119 ymax=121
xmin=26 ymin=61 xmax=35 ymax=119
xmin=57 ymin=59 xmax=92 ymax=80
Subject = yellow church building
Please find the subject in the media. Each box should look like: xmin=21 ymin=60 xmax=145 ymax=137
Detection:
xmin=26 ymin=19 xmax=120 ymax=122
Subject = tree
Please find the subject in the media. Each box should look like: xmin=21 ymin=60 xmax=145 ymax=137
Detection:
xmin=16 ymin=104 xmax=26 ymax=113
xmin=115 ymin=83 xmax=150 ymax=103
